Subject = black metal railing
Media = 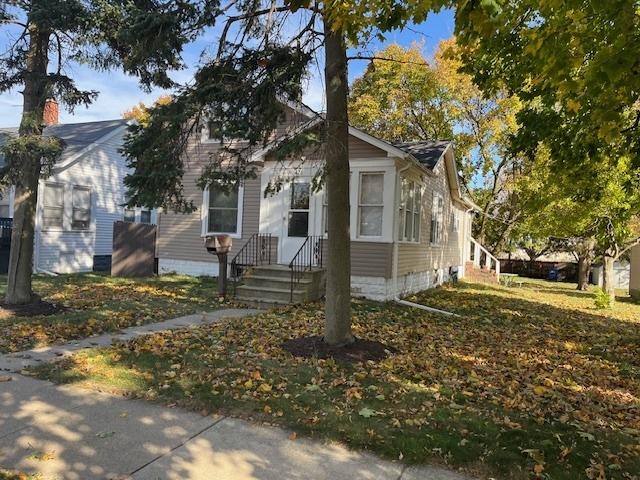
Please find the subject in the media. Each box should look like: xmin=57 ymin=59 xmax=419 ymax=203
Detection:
xmin=289 ymin=236 xmax=324 ymax=302
xmin=230 ymin=233 xmax=275 ymax=294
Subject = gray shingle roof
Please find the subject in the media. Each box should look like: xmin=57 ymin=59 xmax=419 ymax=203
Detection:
xmin=393 ymin=140 xmax=452 ymax=169
xmin=0 ymin=119 xmax=127 ymax=166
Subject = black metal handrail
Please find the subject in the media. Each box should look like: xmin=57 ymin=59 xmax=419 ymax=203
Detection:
xmin=288 ymin=236 xmax=324 ymax=302
xmin=230 ymin=233 xmax=275 ymax=294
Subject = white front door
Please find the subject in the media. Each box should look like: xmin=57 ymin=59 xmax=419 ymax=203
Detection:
xmin=280 ymin=179 xmax=312 ymax=264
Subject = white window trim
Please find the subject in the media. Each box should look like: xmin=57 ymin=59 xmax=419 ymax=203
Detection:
xmin=201 ymin=183 xmax=244 ymax=238
xmin=123 ymin=206 xmax=153 ymax=224
xmin=398 ymin=178 xmax=423 ymax=244
xmin=357 ymin=171 xmax=385 ymax=239
xmin=41 ymin=182 xmax=65 ymax=231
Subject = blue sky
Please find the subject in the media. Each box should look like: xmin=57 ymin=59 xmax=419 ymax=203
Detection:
xmin=0 ymin=8 xmax=454 ymax=127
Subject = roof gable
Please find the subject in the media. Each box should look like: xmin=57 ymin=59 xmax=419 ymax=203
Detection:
xmin=0 ymin=119 xmax=128 ymax=169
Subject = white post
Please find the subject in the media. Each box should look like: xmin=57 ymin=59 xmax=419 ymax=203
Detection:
xmin=474 ymin=242 xmax=481 ymax=268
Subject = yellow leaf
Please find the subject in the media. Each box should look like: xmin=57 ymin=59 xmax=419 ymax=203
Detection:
xmin=258 ymin=383 xmax=272 ymax=393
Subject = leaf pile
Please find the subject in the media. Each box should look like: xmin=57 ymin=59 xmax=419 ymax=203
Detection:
xmin=0 ymin=273 xmax=234 ymax=353
xmin=36 ymin=279 xmax=640 ymax=479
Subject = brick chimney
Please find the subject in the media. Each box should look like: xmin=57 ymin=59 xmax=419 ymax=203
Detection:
xmin=43 ymin=98 xmax=59 ymax=126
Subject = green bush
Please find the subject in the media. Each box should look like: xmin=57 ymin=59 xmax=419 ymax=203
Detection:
xmin=593 ymin=287 xmax=612 ymax=309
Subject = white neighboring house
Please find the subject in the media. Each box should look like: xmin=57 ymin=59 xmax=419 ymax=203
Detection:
xmin=591 ymin=261 xmax=631 ymax=290
xmin=0 ymin=102 xmax=157 ymax=274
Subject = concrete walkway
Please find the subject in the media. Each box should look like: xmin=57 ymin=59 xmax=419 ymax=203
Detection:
xmin=0 ymin=308 xmax=259 ymax=373
xmin=0 ymin=308 xmax=473 ymax=479
xmin=1 ymin=376 xmax=471 ymax=480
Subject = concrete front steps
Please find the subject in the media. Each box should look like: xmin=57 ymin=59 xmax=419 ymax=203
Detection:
xmin=465 ymin=261 xmax=499 ymax=284
xmin=235 ymin=264 xmax=326 ymax=306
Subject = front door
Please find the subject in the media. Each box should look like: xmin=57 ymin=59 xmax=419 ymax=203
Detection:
xmin=280 ymin=179 xmax=311 ymax=264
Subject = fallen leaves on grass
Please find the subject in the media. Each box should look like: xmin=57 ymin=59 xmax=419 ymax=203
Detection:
xmin=35 ymin=279 xmax=640 ymax=479
xmin=0 ymin=274 xmax=237 ymax=353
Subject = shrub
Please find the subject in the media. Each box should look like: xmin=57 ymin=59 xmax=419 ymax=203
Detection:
xmin=593 ymin=287 xmax=612 ymax=309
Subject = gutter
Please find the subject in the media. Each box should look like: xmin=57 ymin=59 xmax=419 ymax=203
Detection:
xmin=391 ymin=161 xmax=459 ymax=317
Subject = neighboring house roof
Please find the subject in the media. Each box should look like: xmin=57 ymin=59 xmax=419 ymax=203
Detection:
xmin=393 ymin=140 xmax=452 ymax=170
xmin=0 ymin=119 xmax=128 ymax=169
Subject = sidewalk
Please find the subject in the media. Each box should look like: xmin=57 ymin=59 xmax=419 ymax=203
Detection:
xmin=1 ymin=375 xmax=471 ymax=480
xmin=0 ymin=308 xmax=260 ymax=373
xmin=1 ymin=308 xmax=473 ymax=480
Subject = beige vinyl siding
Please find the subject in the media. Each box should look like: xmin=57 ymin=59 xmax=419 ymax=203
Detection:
xmin=397 ymin=160 xmax=465 ymax=276
xmin=349 ymin=136 xmax=387 ymax=158
xmin=157 ymin=135 xmax=262 ymax=264
xmin=159 ymin=107 xmax=390 ymax=269
xmin=321 ymin=240 xmax=392 ymax=278
xmin=351 ymin=241 xmax=393 ymax=277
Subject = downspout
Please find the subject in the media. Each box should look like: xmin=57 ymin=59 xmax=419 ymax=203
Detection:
xmin=391 ymin=161 xmax=459 ymax=317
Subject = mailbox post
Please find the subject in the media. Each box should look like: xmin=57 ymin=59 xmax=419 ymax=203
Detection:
xmin=204 ymin=235 xmax=233 ymax=297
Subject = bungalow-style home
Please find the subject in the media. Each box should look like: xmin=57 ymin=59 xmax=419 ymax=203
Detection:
xmin=157 ymin=103 xmax=496 ymax=302
xmin=0 ymin=99 xmax=157 ymax=274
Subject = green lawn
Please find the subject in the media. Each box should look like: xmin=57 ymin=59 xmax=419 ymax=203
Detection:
xmin=33 ymin=279 xmax=640 ymax=479
xmin=0 ymin=273 xmax=229 ymax=353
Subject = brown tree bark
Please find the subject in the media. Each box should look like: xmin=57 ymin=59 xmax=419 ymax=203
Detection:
xmin=575 ymin=237 xmax=595 ymax=291
xmin=576 ymin=255 xmax=591 ymax=290
xmin=322 ymin=17 xmax=353 ymax=346
xmin=602 ymin=253 xmax=616 ymax=303
xmin=5 ymin=24 xmax=50 ymax=304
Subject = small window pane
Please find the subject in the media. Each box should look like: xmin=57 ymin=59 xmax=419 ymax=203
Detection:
xmin=43 ymin=207 xmax=63 ymax=228
xmin=44 ymin=185 xmax=63 ymax=207
xmin=359 ymin=206 xmax=383 ymax=236
xmin=124 ymin=209 xmax=136 ymax=222
xmin=404 ymin=209 xmax=413 ymax=240
xmin=140 ymin=210 xmax=151 ymax=224
xmin=288 ymin=211 xmax=309 ymax=237
xmin=360 ymin=174 xmax=383 ymax=204
xmin=208 ymin=208 xmax=237 ymax=233
xmin=210 ymin=186 xmax=238 ymax=209
xmin=291 ymin=183 xmax=310 ymax=210
xmin=72 ymin=209 xmax=90 ymax=229
xmin=72 ymin=188 xmax=90 ymax=209
xmin=72 ymin=187 xmax=91 ymax=229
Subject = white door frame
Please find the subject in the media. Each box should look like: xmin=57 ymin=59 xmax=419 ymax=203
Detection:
xmin=279 ymin=177 xmax=317 ymax=264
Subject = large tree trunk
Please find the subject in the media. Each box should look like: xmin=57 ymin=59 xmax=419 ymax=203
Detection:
xmin=322 ymin=19 xmax=353 ymax=346
xmin=576 ymin=255 xmax=592 ymax=290
xmin=602 ymin=253 xmax=616 ymax=303
xmin=575 ymin=237 xmax=595 ymax=291
xmin=5 ymin=25 xmax=49 ymax=305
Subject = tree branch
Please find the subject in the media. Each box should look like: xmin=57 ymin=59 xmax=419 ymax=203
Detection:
xmin=346 ymin=55 xmax=429 ymax=67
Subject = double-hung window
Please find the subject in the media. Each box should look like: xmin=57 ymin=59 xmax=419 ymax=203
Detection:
xmin=72 ymin=186 xmax=91 ymax=230
xmin=358 ymin=173 xmax=384 ymax=237
xmin=42 ymin=184 xmax=64 ymax=228
xmin=207 ymin=182 xmax=240 ymax=234
xmin=398 ymin=179 xmax=421 ymax=242
xmin=430 ymin=193 xmax=445 ymax=244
